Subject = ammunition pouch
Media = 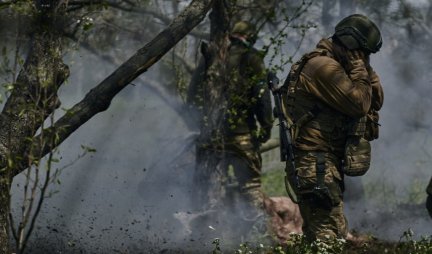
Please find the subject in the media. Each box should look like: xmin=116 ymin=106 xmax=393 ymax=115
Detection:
xmin=343 ymin=117 xmax=372 ymax=176
xmin=343 ymin=137 xmax=371 ymax=176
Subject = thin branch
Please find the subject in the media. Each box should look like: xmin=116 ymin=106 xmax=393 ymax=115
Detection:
xmin=67 ymin=0 xmax=210 ymax=39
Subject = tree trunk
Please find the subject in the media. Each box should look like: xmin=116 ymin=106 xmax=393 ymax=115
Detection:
xmin=6 ymin=0 xmax=215 ymax=177
xmin=0 ymin=179 xmax=11 ymax=254
xmin=0 ymin=0 xmax=214 ymax=251
xmin=193 ymin=0 xmax=231 ymax=209
xmin=0 ymin=9 xmax=69 ymax=251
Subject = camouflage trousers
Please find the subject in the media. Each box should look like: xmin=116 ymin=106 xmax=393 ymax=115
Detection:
xmin=215 ymin=135 xmax=266 ymax=241
xmin=223 ymin=134 xmax=264 ymax=215
xmin=189 ymin=134 xmax=265 ymax=243
xmin=290 ymin=150 xmax=348 ymax=241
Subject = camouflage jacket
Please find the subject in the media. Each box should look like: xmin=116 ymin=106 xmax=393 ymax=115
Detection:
xmin=223 ymin=39 xmax=273 ymax=141
xmin=284 ymin=38 xmax=383 ymax=156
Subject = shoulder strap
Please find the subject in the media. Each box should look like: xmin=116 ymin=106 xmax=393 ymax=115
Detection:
xmin=284 ymin=49 xmax=329 ymax=88
xmin=283 ymin=49 xmax=330 ymax=139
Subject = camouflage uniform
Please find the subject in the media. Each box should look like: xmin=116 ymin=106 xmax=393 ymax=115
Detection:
xmin=283 ymin=38 xmax=383 ymax=241
xmin=427 ymin=177 xmax=432 ymax=218
xmin=222 ymin=36 xmax=273 ymax=227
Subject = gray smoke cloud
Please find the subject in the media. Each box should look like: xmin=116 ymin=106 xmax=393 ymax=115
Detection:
xmin=6 ymin=1 xmax=432 ymax=253
xmin=345 ymin=40 xmax=432 ymax=240
xmin=9 ymin=47 xmax=207 ymax=252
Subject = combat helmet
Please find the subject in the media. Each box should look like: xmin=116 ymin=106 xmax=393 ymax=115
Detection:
xmin=231 ymin=21 xmax=257 ymax=44
xmin=334 ymin=14 xmax=382 ymax=53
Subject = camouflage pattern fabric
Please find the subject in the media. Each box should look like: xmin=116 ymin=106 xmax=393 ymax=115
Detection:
xmin=294 ymin=150 xmax=347 ymax=240
xmin=222 ymin=38 xmax=272 ymax=209
xmin=284 ymin=38 xmax=383 ymax=241
xmin=223 ymin=38 xmax=273 ymax=138
xmin=224 ymin=134 xmax=263 ymax=209
xmin=220 ymin=37 xmax=273 ymax=238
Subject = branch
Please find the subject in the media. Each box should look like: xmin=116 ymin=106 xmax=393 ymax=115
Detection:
xmin=65 ymin=33 xmax=197 ymax=129
xmin=13 ymin=0 xmax=214 ymax=176
xmin=259 ymin=138 xmax=280 ymax=153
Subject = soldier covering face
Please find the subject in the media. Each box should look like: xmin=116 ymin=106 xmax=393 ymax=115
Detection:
xmin=282 ymin=14 xmax=383 ymax=241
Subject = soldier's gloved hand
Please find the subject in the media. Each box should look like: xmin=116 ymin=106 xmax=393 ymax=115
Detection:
xmin=346 ymin=49 xmax=370 ymax=84
xmin=347 ymin=49 xmax=366 ymax=62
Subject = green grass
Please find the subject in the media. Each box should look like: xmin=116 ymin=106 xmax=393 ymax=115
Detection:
xmin=261 ymin=169 xmax=287 ymax=197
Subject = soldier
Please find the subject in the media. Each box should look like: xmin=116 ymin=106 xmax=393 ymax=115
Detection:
xmin=427 ymin=177 xmax=432 ymax=218
xmin=282 ymin=14 xmax=383 ymax=241
xmin=221 ymin=21 xmax=274 ymax=236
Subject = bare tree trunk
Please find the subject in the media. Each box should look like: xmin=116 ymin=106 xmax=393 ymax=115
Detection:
xmin=193 ymin=0 xmax=230 ymax=209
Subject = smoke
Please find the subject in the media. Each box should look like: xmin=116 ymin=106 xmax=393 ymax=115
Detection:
xmin=9 ymin=44 xmax=206 ymax=252
xmin=6 ymin=2 xmax=432 ymax=253
xmin=260 ymin=0 xmax=432 ymax=241
xmin=10 ymin=40 xmax=267 ymax=252
xmin=344 ymin=36 xmax=432 ymax=240
xmin=340 ymin=2 xmax=432 ymax=240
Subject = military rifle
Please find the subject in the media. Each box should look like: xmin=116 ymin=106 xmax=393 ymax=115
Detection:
xmin=267 ymin=72 xmax=299 ymax=204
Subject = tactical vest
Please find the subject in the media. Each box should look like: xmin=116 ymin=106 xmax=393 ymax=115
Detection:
xmin=223 ymin=43 xmax=266 ymax=136
xmin=284 ymin=49 xmax=371 ymax=176
xmin=284 ymin=49 xmax=353 ymax=156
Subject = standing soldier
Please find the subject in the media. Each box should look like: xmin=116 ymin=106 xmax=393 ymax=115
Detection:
xmin=187 ymin=21 xmax=273 ymax=241
xmin=427 ymin=177 xmax=432 ymax=218
xmin=221 ymin=21 xmax=274 ymax=236
xmin=281 ymin=14 xmax=383 ymax=241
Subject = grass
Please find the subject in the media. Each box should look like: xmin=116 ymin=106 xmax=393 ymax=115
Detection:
xmin=261 ymin=168 xmax=287 ymax=197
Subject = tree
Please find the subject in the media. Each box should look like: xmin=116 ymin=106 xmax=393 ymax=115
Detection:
xmin=0 ymin=0 xmax=320 ymax=251
xmin=0 ymin=0 xmax=214 ymax=252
